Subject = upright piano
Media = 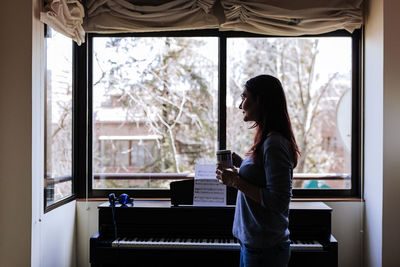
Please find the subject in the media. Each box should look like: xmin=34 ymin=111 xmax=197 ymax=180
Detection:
xmin=90 ymin=181 xmax=338 ymax=267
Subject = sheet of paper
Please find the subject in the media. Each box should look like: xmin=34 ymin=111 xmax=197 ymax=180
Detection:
xmin=194 ymin=163 xmax=217 ymax=179
xmin=193 ymin=164 xmax=226 ymax=206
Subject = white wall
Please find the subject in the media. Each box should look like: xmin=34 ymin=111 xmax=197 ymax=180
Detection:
xmin=40 ymin=201 xmax=77 ymax=267
xmin=364 ymin=0 xmax=384 ymax=266
xmin=76 ymin=201 xmax=102 ymax=267
xmin=76 ymin=200 xmax=363 ymax=267
xmin=328 ymin=201 xmax=363 ymax=267
xmin=32 ymin=0 xmax=44 ymax=265
xmin=31 ymin=0 xmax=78 ymax=265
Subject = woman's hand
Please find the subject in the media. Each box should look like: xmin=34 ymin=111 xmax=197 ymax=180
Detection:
xmin=216 ymin=165 xmax=239 ymax=189
xmin=232 ymin=152 xmax=243 ymax=168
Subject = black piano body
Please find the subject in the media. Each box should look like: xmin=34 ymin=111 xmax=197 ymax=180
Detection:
xmin=90 ymin=200 xmax=337 ymax=267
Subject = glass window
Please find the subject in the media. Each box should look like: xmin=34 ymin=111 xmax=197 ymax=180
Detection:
xmin=227 ymin=37 xmax=352 ymax=190
xmin=84 ymin=31 xmax=359 ymax=197
xmin=44 ymin=27 xmax=73 ymax=207
xmin=92 ymin=37 xmax=218 ymax=189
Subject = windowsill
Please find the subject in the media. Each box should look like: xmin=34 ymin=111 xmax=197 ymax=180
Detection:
xmin=76 ymin=197 xmax=170 ymax=202
xmin=76 ymin=197 xmax=363 ymax=202
xmin=292 ymin=197 xmax=363 ymax=202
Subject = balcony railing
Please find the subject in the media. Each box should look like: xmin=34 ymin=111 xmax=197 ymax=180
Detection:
xmin=92 ymin=172 xmax=351 ymax=190
xmin=93 ymin=172 xmax=349 ymax=180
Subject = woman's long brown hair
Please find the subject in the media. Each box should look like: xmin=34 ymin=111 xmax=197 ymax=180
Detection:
xmin=245 ymin=75 xmax=300 ymax=168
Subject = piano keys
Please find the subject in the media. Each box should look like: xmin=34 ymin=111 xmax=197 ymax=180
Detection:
xmin=112 ymin=236 xmax=325 ymax=251
xmin=90 ymin=200 xmax=337 ymax=267
xmin=112 ymin=236 xmax=240 ymax=250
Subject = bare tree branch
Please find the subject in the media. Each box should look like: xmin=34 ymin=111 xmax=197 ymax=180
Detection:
xmin=306 ymin=73 xmax=338 ymax=136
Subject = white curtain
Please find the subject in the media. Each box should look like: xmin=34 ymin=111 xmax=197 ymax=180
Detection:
xmin=83 ymin=0 xmax=219 ymax=33
xmin=219 ymin=0 xmax=363 ymax=36
xmin=40 ymin=0 xmax=364 ymax=44
xmin=40 ymin=0 xmax=85 ymax=45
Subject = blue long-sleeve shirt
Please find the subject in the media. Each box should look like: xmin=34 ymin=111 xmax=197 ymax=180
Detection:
xmin=232 ymin=134 xmax=293 ymax=248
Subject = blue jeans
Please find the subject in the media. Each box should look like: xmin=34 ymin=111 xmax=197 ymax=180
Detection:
xmin=239 ymin=241 xmax=291 ymax=267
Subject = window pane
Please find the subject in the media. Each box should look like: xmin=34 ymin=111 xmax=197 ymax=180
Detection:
xmin=227 ymin=37 xmax=352 ymax=190
xmin=92 ymin=37 xmax=218 ymax=189
xmin=45 ymin=28 xmax=73 ymax=205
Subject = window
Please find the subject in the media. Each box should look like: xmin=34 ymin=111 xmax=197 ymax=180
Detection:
xmin=91 ymin=36 xmax=218 ymax=191
xmin=44 ymin=27 xmax=74 ymax=209
xmin=226 ymin=37 xmax=354 ymax=191
xmin=79 ymin=30 xmax=360 ymax=198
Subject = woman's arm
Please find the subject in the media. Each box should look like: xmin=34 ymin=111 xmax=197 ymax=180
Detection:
xmin=217 ymin=138 xmax=292 ymax=211
xmin=236 ymin=176 xmax=261 ymax=203
xmin=259 ymin=140 xmax=292 ymax=212
xmin=216 ymin=166 xmax=261 ymax=204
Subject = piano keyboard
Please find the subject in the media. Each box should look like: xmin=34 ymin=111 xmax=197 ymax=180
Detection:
xmin=112 ymin=237 xmax=323 ymax=251
xmin=113 ymin=237 xmax=239 ymax=250
xmin=291 ymin=240 xmax=324 ymax=251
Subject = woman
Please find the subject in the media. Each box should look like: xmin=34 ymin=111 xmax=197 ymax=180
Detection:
xmin=216 ymin=75 xmax=299 ymax=267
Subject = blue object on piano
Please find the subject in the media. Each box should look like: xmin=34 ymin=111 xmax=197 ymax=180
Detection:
xmin=108 ymin=193 xmax=116 ymax=206
xmin=118 ymin=193 xmax=131 ymax=206
xmin=108 ymin=193 xmax=134 ymax=207
xmin=107 ymin=193 xmax=134 ymax=242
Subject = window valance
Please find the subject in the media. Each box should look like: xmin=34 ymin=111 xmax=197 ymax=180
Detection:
xmin=219 ymin=0 xmax=364 ymax=36
xmin=82 ymin=0 xmax=220 ymax=33
xmin=40 ymin=0 xmax=364 ymax=44
xmin=40 ymin=0 xmax=85 ymax=45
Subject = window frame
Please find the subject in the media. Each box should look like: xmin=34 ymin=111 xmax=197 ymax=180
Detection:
xmin=44 ymin=25 xmax=76 ymax=212
xmin=75 ymin=29 xmax=362 ymax=199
